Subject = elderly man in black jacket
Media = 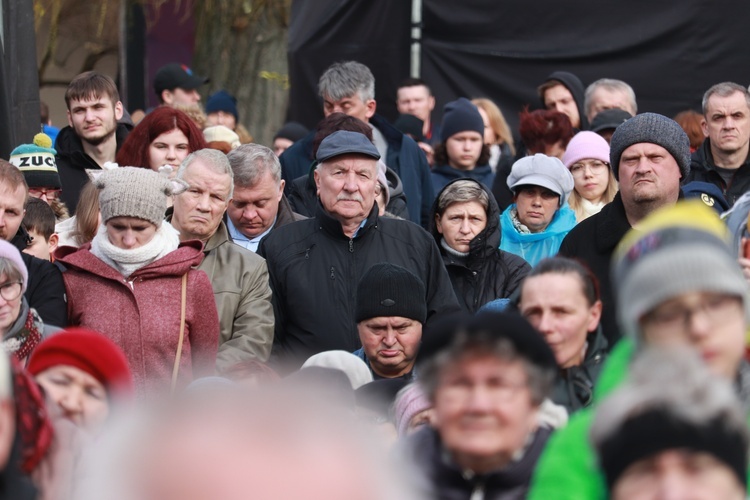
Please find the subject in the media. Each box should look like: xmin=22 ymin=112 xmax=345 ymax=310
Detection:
xmin=259 ymin=131 xmax=458 ymax=369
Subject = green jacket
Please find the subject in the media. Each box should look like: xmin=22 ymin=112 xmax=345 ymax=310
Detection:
xmin=529 ymin=336 xmax=750 ymax=498
xmin=527 ymin=337 xmax=635 ymax=500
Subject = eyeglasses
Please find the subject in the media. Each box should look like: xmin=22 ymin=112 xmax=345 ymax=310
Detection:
xmin=439 ymin=379 xmax=528 ymax=403
xmin=569 ymin=160 xmax=609 ymax=178
xmin=0 ymin=281 xmax=22 ymax=302
xmin=29 ymin=188 xmax=62 ymax=200
xmin=642 ymin=294 xmax=742 ymax=333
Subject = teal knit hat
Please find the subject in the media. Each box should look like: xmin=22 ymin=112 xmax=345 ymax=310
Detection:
xmin=9 ymin=133 xmax=61 ymax=189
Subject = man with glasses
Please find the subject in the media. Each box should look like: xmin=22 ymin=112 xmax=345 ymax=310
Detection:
xmin=559 ymin=113 xmax=690 ymax=345
xmin=0 ymin=160 xmax=67 ymax=327
xmin=529 ymin=200 xmax=750 ymax=500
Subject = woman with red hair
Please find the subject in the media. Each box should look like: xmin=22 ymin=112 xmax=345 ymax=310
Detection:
xmin=116 ymin=107 xmax=207 ymax=173
xmin=519 ymin=108 xmax=575 ymax=160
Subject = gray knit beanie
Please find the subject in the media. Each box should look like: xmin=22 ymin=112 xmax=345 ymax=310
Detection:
xmin=95 ymin=166 xmax=189 ymax=226
xmin=611 ymin=201 xmax=750 ymax=341
xmin=609 ymin=113 xmax=691 ymax=181
xmin=355 ymin=263 xmax=427 ymax=323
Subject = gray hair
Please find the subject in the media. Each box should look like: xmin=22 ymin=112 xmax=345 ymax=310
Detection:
xmin=584 ymin=78 xmax=638 ymax=118
xmin=701 ymin=82 xmax=750 ymax=115
xmin=318 ymin=61 xmax=375 ymax=103
xmin=419 ymin=333 xmax=554 ymax=406
xmin=591 ymin=348 xmax=748 ymax=448
xmin=177 ymin=148 xmax=234 ymax=197
xmin=226 ymin=144 xmax=281 ymax=189
xmin=0 ymin=257 xmax=25 ymax=290
xmin=435 ymin=179 xmax=489 ymax=217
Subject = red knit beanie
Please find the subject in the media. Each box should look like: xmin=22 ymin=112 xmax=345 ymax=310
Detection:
xmin=27 ymin=328 xmax=134 ymax=397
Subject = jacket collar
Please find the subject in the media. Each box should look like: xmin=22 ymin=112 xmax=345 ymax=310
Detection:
xmin=594 ymin=192 xmax=632 ymax=252
xmin=315 ymin=201 xmax=379 ymax=240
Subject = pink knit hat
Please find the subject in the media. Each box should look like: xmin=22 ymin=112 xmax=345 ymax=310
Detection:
xmin=562 ymin=131 xmax=611 ymax=169
xmin=393 ymin=383 xmax=432 ymax=437
xmin=0 ymin=240 xmax=28 ymax=292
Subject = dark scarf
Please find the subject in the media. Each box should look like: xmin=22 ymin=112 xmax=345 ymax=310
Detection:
xmin=2 ymin=302 xmax=43 ymax=362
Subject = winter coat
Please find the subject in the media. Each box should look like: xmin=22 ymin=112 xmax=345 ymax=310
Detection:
xmin=500 ymin=204 xmax=576 ymax=267
xmin=683 ymin=138 xmax=750 ymax=207
xmin=431 ymin=164 xmax=495 ymax=195
xmin=55 ymin=241 xmax=219 ymax=395
xmin=258 ymin=202 xmax=459 ymax=367
xmin=551 ymin=327 xmax=608 ymax=414
xmin=430 ymin=179 xmax=530 ymax=313
xmin=197 ymin=221 xmax=274 ymax=369
xmin=55 ymin=122 xmax=132 ymax=214
xmin=279 ymin=114 xmax=433 ymax=226
xmin=528 ymin=337 xmax=750 ymax=500
xmin=11 ymin=227 xmax=68 ymax=328
xmin=404 ymin=425 xmax=553 ymax=500
xmin=288 ymin=162 xmax=409 ymax=220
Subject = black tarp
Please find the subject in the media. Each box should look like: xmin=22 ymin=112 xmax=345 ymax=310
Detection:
xmin=287 ymin=0 xmax=411 ymax=129
xmin=288 ymin=0 xmax=750 ymax=136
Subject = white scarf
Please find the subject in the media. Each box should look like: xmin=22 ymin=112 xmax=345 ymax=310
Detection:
xmin=91 ymin=220 xmax=180 ymax=278
xmin=579 ymin=198 xmax=605 ymax=220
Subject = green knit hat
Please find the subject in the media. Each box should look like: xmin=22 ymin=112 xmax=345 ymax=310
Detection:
xmin=9 ymin=133 xmax=61 ymax=189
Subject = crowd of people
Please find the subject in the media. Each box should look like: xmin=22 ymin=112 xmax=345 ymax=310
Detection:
xmin=1 ymin=58 xmax=750 ymax=498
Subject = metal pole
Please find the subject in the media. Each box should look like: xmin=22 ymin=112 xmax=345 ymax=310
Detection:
xmin=410 ymin=0 xmax=422 ymax=78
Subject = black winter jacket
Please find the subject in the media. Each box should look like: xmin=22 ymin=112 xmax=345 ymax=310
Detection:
xmin=10 ymin=227 xmax=67 ymax=327
xmin=403 ymin=426 xmax=553 ymax=500
xmin=258 ymin=203 xmax=459 ymax=367
xmin=430 ymin=179 xmax=530 ymax=313
xmin=683 ymin=138 xmax=750 ymax=207
xmin=551 ymin=327 xmax=608 ymax=414
xmin=55 ymin=122 xmax=132 ymax=213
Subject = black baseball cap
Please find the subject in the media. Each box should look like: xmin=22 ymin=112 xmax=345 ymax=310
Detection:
xmin=590 ymin=108 xmax=633 ymax=133
xmin=154 ymin=63 xmax=209 ymax=96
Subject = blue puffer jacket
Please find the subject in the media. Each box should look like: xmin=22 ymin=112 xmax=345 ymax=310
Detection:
xmin=431 ymin=163 xmax=495 ymax=195
xmin=499 ymin=204 xmax=576 ymax=266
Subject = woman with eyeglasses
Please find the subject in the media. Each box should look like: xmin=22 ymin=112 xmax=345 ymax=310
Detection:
xmin=0 ymin=240 xmax=59 ymax=363
xmin=518 ymin=257 xmax=607 ymax=414
xmin=562 ymin=131 xmax=618 ymax=222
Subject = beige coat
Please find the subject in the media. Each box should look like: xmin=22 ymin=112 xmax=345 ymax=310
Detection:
xmin=199 ymin=221 xmax=274 ymax=369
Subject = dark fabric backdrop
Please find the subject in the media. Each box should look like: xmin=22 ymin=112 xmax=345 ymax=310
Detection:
xmin=288 ymin=0 xmax=750 ymax=137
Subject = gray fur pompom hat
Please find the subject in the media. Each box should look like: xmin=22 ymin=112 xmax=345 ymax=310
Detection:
xmin=95 ymin=166 xmax=188 ymax=226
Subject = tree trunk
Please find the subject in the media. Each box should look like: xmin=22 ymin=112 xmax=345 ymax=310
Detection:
xmin=192 ymin=0 xmax=290 ymax=147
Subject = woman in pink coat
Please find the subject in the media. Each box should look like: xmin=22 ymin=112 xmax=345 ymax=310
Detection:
xmin=55 ymin=166 xmax=219 ymax=396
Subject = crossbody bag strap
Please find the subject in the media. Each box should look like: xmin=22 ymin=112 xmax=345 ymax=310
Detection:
xmin=170 ymin=272 xmax=188 ymax=394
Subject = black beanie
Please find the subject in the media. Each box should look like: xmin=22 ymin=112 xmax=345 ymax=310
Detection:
xmin=440 ymin=97 xmax=485 ymax=143
xmin=355 ymin=263 xmax=427 ymax=323
xmin=598 ymin=408 xmax=748 ymax=491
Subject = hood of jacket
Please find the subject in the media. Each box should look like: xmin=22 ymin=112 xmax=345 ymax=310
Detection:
xmin=500 ymin=203 xmax=577 ymax=243
xmin=541 ymin=71 xmax=589 ymax=130
xmin=56 ymin=239 xmax=204 ymax=281
xmin=429 ymin=178 xmax=501 ymax=259
xmin=385 ymin=166 xmax=404 ymax=200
